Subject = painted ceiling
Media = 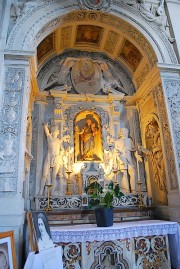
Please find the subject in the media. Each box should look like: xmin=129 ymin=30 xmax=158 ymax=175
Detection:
xmin=36 ymin=11 xmax=157 ymax=89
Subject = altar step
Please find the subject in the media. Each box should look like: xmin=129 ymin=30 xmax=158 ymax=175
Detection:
xmin=46 ymin=206 xmax=154 ymax=226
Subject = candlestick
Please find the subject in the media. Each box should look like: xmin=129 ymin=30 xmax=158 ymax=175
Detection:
xmin=45 ymin=184 xmax=53 ymax=211
xmin=68 ymin=145 xmax=71 ymax=171
xmin=137 ymin=180 xmax=143 ymax=207
xmin=113 ymin=169 xmax=119 ymax=184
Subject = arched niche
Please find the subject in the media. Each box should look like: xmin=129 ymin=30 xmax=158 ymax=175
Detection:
xmin=74 ymin=110 xmax=103 ymax=162
xmin=144 ymin=117 xmax=167 ymax=205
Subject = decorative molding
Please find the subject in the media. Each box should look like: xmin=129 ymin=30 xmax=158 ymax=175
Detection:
xmin=33 ymin=11 xmax=157 ymax=67
xmin=162 ymin=79 xmax=180 ymax=181
xmin=135 ymin=63 xmax=151 ymax=87
xmin=111 ymin=1 xmax=177 ymax=64
xmin=0 ymin=67 xmax=26 ymax=195
xmin=60 ymin=26 xmax=72 ymax=49
xmin=78 ymin=0 xmax=111 ymax=10
xmin=29 ymin=103 xmax=40 ymax=195
xmin=104 ymin=30 xmax=120 ymax=54
xmin=37 ymin=50 xmax=134 ymax=96
xmin=153 ymin=84 xmax=178 ymax=190
xmin=35 ymin=193 xmax=148 ymax=210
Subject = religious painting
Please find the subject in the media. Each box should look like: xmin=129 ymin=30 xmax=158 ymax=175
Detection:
xmin=71 ymin=58 xmax=102 ymax=94
xmin=75 ymin=25 xmax=103 ymax=45
xmin=37 ymin=33 xmax=54 ymax=62
xmin=31 ymin=212 xmax=54 ymax=252
xmin=119 ymin=39 xmax=142 ymax=72
xmin=74 ymin=111 xmax=103 ymax=162
xmin=0 ymin=231 xmax=17 ymax=269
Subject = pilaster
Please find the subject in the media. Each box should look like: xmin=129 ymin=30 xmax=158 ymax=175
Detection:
xmin=159 ymin=65 xmax=180 ymax=223
xmin=0 ymin=52 xmax=32 ymax=266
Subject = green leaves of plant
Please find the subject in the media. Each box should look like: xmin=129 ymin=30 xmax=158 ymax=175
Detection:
xmin=85 ymin=181 xmax=124 ymax=209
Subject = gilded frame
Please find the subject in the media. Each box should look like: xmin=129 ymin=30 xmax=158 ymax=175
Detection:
xmin=0 ymin=230 xmax=17 ymax=269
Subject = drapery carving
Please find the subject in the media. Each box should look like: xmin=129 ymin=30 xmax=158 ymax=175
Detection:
xmin=145 ymin=119 xmax=166 ymax=191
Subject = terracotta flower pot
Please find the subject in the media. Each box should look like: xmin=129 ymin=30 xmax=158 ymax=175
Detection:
xmin=95 ymin=207 xmax=113 ymax=227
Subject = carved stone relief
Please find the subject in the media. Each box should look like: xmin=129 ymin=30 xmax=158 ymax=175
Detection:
xmin=136 ymin=0 xmax=175 ymax=43
xmin=78 ymin=0 xmax=111 ymax=10
xmin=145 ymin=118 xmax=167 ymax=205
xmin=30 ymin=103 xmax=39 ymax=195
xmin=37 ymin=51 xmax=134 ymax=96
xmin=162 ymin=79 xmax=180 ymax=183
xmin=153 ymin=84 xmax=178 ymax=190
xmin=0 ymin=67 xmax=26 ymax=195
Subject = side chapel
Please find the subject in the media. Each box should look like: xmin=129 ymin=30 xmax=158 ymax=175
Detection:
xmin=0 ymin=0 xmax=180 ymax=268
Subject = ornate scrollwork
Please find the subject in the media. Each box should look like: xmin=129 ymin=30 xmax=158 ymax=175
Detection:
xmin=153 ymin=84 xmax=178 ymax=190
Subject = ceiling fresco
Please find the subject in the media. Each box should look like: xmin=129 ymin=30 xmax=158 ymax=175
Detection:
xmin=119 ymin=39 xmax=143 ymax=72
xmin=75 ymin=25 xmax=103 ymax=46
xmin=37 ymin=33 xmax=54 ymax=62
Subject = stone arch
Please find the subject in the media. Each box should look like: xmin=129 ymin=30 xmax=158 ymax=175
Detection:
xmin=7 ymin=1 xmax=177 ymax=66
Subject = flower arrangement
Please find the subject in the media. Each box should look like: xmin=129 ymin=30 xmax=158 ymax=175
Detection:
xmin=85 ymin=181 xmax=124 ymax=209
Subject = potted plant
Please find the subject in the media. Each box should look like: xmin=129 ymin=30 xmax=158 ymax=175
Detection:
xmin=85 ymin=181 xmax=124 ymax=227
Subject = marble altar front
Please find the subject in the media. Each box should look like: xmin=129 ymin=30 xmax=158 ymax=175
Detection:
xmin=51 ymin=220 xmax=177 ymax=269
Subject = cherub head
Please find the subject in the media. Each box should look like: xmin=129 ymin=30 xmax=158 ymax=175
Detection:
xmin=118 ymin=127 xmax=129 ymax=138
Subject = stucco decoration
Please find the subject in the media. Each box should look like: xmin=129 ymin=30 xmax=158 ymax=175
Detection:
xmin=78 ymin=0 xmax=111 ymax=10
xmin=71 ymin=58 xmax=102 ymax=94
xmin=32 ymin=11 xmax=157 ymax=67
xmin=111 ymin=1 xmax=177 ymax=64
xmin=30 ymin=103 xmax=40 ymax=196
xmin=136 ymin=0 xmax=175 ymax=43
xmin=6 ymin=2 xmax=177 ymax=66
xmin=81 ymin=162 xmax=104 ymax=193
xmin=135 ymin=63 xmax=150 ymax=87
xmin=38 ymin=122 xmax=70 ymax=196
xmin=10 ymin=1 xmax=39 ymax=23
xmin=64 ymin=104 xmax=111 ymax=150
xmin=0 ymin=67 xmax=26 ymax=195
xmin=60 ymin=26 xmax=72 ymax=50
xmin=25 ymin=111 xmax=33 ymax=173
xmin=145 ymin=119 xmax=166 ymax=191
xmin=132 ymin=110 xmax=146 ymax=191
xmin=104 ymin=30 xmax=119 ymax=54
xmin=153 ymin=85 xmax=178 ymax=190
xmin=38 ymin=51 xmax=134 ymax=95
xmin=163 ymin=79 xmax=180 ymax=182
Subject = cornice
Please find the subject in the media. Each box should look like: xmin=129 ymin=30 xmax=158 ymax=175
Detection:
xmin=166 ymin=0 xmax=180 ymax=5
xmin=4 ymin=50 xmax=34 ymax=62
xmin=157 ymin=63 xmax=180 ymax=73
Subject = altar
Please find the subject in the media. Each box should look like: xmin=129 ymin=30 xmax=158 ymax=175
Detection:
xmin=24 ymin=54 xmax=179 ymax=268
xmin=51 ymin=220 xmax=177 ymax=269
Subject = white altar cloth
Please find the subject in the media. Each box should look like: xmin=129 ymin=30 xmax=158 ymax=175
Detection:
xmin=51 ymin=220 xmax=177 ymax=243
